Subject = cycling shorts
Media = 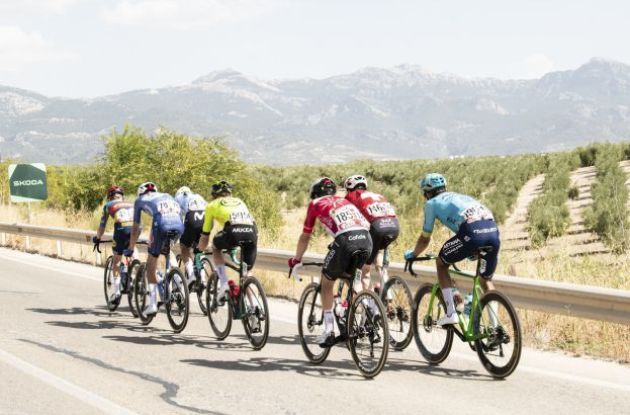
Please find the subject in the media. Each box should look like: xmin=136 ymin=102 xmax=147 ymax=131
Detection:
xmin=213 ymin=223 xmax=258 ymax=270
xmin=180 ymin=210 xmax=205 ymax=248
xmin=112 ymin=227 xmax=132 ymax=255
xmin=367 ymin=217 xmax=399 ymax=265
xmin=148 ymin=222 xmax=183 ymax=257
xmin=323 ymin=230 xmax=372 ymax=280
xmin=439 ymin=219 xmax=500 ymax=279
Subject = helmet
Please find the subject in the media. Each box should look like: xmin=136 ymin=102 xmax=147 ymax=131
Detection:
xmin=211 ymin=180 xmax=233 ymax=197
xmin=107 ymin=185 xmax=124 ymax=200
xmin=344 ymin=174 xmax=368 ymax=191
xmin=419 ymin=173 xmax=447 ymax=191
xmin=175 ymin=186 xmax=191 ymax=198
xmin=310 ymin=177 xmax=336 ymax=199
xmin=137 ymin=181 xmax=157 ymax=197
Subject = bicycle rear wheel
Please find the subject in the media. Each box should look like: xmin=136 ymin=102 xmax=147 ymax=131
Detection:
xmin=381 ymin=275 xmax=413 ymax=350
xmin=348 ymin=290 xmax=389 ymax=378
xmin=103 ymin=256 xmax=120 ymax=312
xmin=412 ymin=283 xmax=454 ymax=364
xmin=134 ymin=264 xmax=154 ymax=325
xmin=241 ymin=276 xmax=270 ymax=350
xmin=196 ymin=258 xmax=213 ymax=316
xmin=165 ymin=268 xmax=190 ymax=333
xmin=473 ymin=290 xmax=522 ymax=379
xmin=206 ymin=271 xmax=232 ymax=339
xmin=297 ymin=283 xmax=330 ymax=364
xmin=127 ymin=259 xmax=141 ymax=318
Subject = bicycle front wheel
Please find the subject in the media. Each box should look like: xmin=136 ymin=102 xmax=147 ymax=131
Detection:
xmin=412 ymin=283 xmax=454 ymax=364
xmin=103 ymin=256 xmax=120 ymax=312
xmin=206 ymin=272 xmax=232 ymax=339
xmin=241 ymin=277 xmax=270 ymax=350
xmin=165 ymin=268 xmax=190 ymax=333
xmin=134 ymin=264 xmax=154 ymax=325
xmin=297 ymin=283 xmax=330 ymax=364
xmin=348 ymin=290 xmax=389 ymax=378
xmin=196 ymin=258 xmax=213 ymax=316
xmin=473 ymin=290 xmax=522 ymax=379
xmin=381 ymin=275 xmax=413 ymax=350
xmin=127 ymin=259 xmax=141 ymax=318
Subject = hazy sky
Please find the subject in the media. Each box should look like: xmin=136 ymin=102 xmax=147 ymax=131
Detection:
xmin=1 ymin=0 xmax=628 ymax=97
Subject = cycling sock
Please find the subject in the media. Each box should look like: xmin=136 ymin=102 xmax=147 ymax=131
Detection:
xmin=149 ymin=283 xmax=157 ymax=306
xmin=324 ymin=309 xmax=334 ymax=334
xmin=216 ymin=265 xmax=228 ymax=286
xmin=113 ymin=276 xmax=121 ymax=293
xmin=185 ymin=259 xmax=194 ymax=281
xmin=442 ymin=287 xmax=456 ymax=317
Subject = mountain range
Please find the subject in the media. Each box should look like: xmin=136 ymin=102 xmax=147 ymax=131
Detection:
xmin=1 ymin=58 xmax=630 ymax=165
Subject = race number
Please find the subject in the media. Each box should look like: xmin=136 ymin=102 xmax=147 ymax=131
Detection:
xmin=330 ymin=204 xmax=368 ymax=231
xmin=366 ymin=202 xmax=395 ymax=218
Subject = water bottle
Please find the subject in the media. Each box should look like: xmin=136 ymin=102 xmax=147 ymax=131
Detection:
xmin=453 ymin=288 xmax=464 ymax=313
xmin=463 ymin=293 xmax=473 ymax=317
xmin=157 ymin=279 xmax=165 ymax=300
xmin=334 ymin=295 xmax=343 ymax=317
xmin=120 ymin=264 xmax=128 ymax=289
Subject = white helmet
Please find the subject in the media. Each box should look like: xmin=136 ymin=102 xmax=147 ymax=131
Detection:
xmin=137 ymin=181 xmax=157 ymax=197
xmin=344 ymin=174 xmax=368 ymax=191
xmin=175 ymin=186 xmax=191 ymax=198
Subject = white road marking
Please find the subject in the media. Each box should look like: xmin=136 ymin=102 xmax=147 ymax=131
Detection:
xmin=0 ymin=252 xmax=101 ymax=282
xmin=0 ymin=347 xmax=137 ymax=415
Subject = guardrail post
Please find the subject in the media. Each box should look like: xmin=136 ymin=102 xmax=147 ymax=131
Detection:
xmin=1 ymin=232 xmax=5 ymax=246
xmin=56 ymin=240 xmax=62 ymax=257
xmin=25 ymin=236 xmax=30 ymax=251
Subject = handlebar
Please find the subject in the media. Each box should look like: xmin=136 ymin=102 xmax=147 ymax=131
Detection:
xmin=92 ymin=239 xmax=147 ymax=254
xmin=288 ymin=262 xmax=324 ymax=282
xmin=404 ymin=254 xmax=462 ymax=277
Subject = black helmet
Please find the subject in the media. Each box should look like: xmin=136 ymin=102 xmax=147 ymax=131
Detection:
xmin=309 ymin=177 xmax=336 ymax=199
xmin=211 ymin=180 xmax=233 ymax=197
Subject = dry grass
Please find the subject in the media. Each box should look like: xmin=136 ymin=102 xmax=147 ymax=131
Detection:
xmin=1 ymin=203 xmax=629 ymax=362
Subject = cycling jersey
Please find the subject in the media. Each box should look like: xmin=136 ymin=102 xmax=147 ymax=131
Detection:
xmin=303 ymin=195 xmax=370 ymax=237
xmin=99 ymin=200 xmax=134 ymax=230
xmin=174 ymin=192 xmax=207 ymax=218
xmin=133 ymin=192 xmax=184 ymax=232
xmin=201 ymin=197 xmax=254 ymax=234
xmin=345 ymin=189 xmax=396 ymax=223
xmin=422 ymin=192 xmax=494 ymax=236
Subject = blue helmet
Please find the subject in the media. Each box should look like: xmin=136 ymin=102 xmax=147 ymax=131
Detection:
xmin=419 ymin=173 xmax=447 ymax=191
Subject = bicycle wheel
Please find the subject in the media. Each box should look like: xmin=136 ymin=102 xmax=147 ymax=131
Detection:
xmin=205 ymin=271 xmax=232 ymax=339
xmin=412 ymin=283 xmax=454 ymax=364
xmin=197 ymin=258 xmax=213 ymax=316
xmin=127 ymin=259 xmax=141 ymax=318
xmin=297 ymin=283 xmax=331 ymax=364
xmin=165 ymin=268 xmax=190 ymax=333
xmin=241 ymin=277 xmax=270 ymax=350
xmin=381 ymin=275 xmax=413 ymax=350
xmin=473 ymin=290 xmax=522 ymax=379
xmin=103 ymin=256 xmax=120 ymax=312
xmin=347 ymin=290 xmax=389 ymax=378
xmin=134 ymin=264 xmax=154 ymax=325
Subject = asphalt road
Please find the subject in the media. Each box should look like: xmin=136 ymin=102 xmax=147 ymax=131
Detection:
xmin=1 ymin=247 xmax=629 ymax=415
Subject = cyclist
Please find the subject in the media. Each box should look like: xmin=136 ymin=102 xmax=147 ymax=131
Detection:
xmin=404 ymin=173 xmax=499 ymax=325
xmin=198 ymin=180 xmax=257 ymax=300
xmin=124 ymin=182 xmax=184 ymax=316
xmin=344 ymin=174 xmax=399 ymax=291
xmin=288 ymin=177 xmax=372 ymax=347
xmin=92 ymin=185 xmax=134 ymax=302
xmin=174 ymin=186 xmax=208 ymax=288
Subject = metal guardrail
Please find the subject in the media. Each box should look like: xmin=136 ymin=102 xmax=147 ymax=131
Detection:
xmin=1 ymin=222 xmax=629 ymax=325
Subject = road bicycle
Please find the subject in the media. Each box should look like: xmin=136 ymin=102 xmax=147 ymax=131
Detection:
xmin=133 ymin=233 xmax=190 ymax=333
xmin=292 ymin=254 xmax=389 ymax=379
xmin=95 ymin=240 xmax=142 ymax=317
xmin=205 ymin=243 xmax=270 ymax=350
xmin=406 ymin=247 xmax=522 ymax=378
xmin=176 ymin=248 xmax=213 ymax=315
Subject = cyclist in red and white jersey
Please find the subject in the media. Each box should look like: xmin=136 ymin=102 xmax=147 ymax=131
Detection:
xmin=288 ymin=177 xmax=372 ymax=347
xmin=344 ymin=174 xmax=400 ymax=287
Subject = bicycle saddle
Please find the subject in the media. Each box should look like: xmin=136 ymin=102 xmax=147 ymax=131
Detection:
xmin=346 ymin=249 xmax=369 ymax=274
xmin=476 ymin=246 xmax=494 ymax=256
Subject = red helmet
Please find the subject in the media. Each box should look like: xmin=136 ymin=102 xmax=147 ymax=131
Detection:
xmin=107 ymin=185 xmax=124 ymax=200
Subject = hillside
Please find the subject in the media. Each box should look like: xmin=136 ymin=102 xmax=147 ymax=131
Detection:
xmin=3 ymin=58 xmax=630 ymax=165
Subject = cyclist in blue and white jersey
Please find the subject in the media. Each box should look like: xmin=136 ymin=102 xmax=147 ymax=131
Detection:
xmin=404 ymin=173 xmax=500 ymax=325
xmin=125 ymin=182 xmax=184 ymax=316
xmin=174 ymin=186 xmax=207 ymax=287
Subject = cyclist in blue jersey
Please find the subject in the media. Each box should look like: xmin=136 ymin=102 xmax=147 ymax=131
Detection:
xmin=125 ymin=182 xmax=184 ymax=316
xmin=404 ymin=173 xmax=499 ymax=325
xmin=92 ymin=185 xmax=134 ymax=302
xmin=174 ymin=186 xmax=207 ymax=287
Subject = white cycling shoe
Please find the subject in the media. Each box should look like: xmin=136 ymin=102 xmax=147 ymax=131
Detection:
xmin=143 ymin=303 xmax=158 ymax=316
xmin=436 ymin=313 xmax=458 ymax=326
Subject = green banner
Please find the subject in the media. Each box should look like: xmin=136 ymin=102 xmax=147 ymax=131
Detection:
xmin=9 ymin=163 xmax=48 ymax=202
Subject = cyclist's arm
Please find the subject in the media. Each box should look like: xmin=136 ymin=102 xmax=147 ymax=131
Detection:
xmin=411 ymin=202 xmax=435 ymax=256
xmin=198 ymin=205 xmax=214 ymax=251
xmin=295 ymin=203 xmax=317 ymax=261
xmin=128 ymin=200 xmax=143 ymax=252
xmin=96 ymin=206 xmax=108 ymax=239
xmin=294 ymin=233 xmax=311 ymax=261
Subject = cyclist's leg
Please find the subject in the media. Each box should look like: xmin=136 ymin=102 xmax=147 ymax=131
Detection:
xmin=320 ymin=236 xmax=346 ymax=341
xmin=211 ymin=227 xmax=233 ymax=292
xmin=437 ymin=229 xmax=473 ymax=321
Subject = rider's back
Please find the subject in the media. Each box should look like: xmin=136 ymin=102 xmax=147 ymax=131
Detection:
xmin=134 ymin=192 xmax=182 ymax=230
xmin=424 ymin=192 xmax=494 ymax=234
xmin=304 ymin=195 xmax=370 ymax=237
xmin=345 ymin=189 xmax=396 ymax=222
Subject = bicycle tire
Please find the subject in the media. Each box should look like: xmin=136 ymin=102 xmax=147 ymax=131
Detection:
xmin=347 ymin=290 xmax=389 ymax=378
xmin=412 ymin=283 xmax=454 ymax=365
xmin=134 ymin=264 xmax=154 ymax=325
xmin=241 ymin=276 xmax=270 ymax=350
xmin=206 ymin=271 xmax=232 ymax=339
xmin=297 ymin=283 xmax=331 ymax=364
xmin=165 ymin=268 xmax=190 ymax=333
xmin=126 ymin=259 xmax=141 ymax=317
xmin=197 ymin=257 xmax=213 ymax=316
xmin=473 ymin=290 xmax=522 ymax=379
xmin=381 ymin=275 xmax=413 ymax=350
xmin=103 ymin=256 xmax=120 ymax=312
